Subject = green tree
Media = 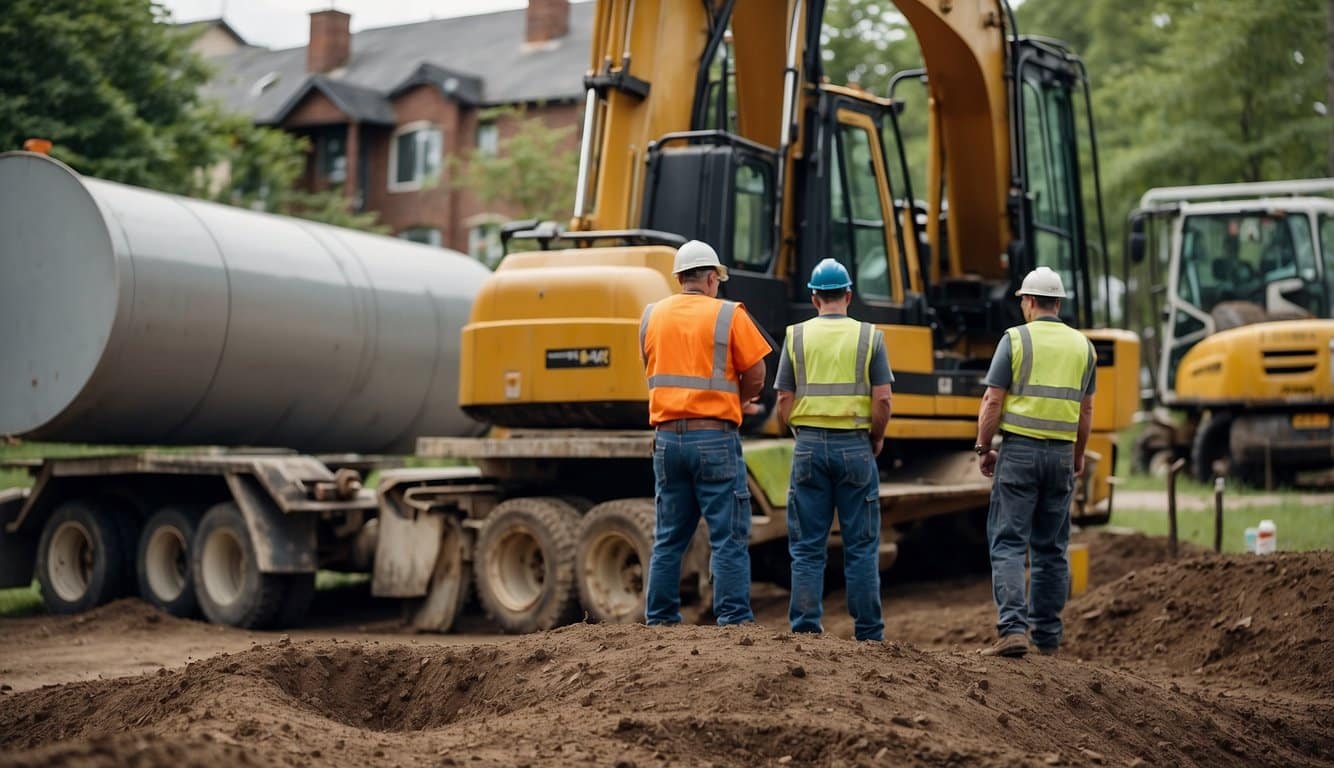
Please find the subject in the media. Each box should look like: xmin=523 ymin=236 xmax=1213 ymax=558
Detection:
xmin=0 ymin=0 xmax=382 ymax=231
xmin=451 ymin=106 xmax=580 ymax=223
xmin=1019 ymin=0 xmax=1330 ymax=268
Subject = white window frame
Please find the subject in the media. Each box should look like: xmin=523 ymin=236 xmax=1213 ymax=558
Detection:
xmin=398 ymin=226 xmax=443 ymax=247
xmin=477 ymin=121 xmax=499 ymax=156
xmin=388 ymin=120 xmax=443 ymax=193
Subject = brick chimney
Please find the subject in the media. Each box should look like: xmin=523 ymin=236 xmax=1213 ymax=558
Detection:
xmin=307 ymin=9 xmax=351 ymax=73
xmin=525 ymin=0 xmax=570 ymax=44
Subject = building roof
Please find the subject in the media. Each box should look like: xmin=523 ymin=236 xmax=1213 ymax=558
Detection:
xmin=274 ymin=76 xmax=397 ymax=126
xmin=178 ymin=17 xmax=250 ymax=47
xmin=201 ymin=4 xmax=593 ymax=124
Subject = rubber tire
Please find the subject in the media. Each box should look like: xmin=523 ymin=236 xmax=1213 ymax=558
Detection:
xmin=473 ymin=497 xmax=581 ymax=633
xmin=135 ymin=507 xmax=202 ymax=617
xmin=192 ymin=502 xmax=288 ymax=629
xmin=575 ymin=499 xmax=655 ymax=623
xmin=35 ymin=500 xmax=132 ymax=614
xmin=1133 ymin=424 xmax=1174 ymax=475
xmin=1191 ymin=412 xmax=1233 ymax=483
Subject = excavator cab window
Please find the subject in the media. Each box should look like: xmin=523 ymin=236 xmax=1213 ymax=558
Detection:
xmin=798 ymin=91 xmax=920 ymax=327
xmin=831 ymin=121 xmax=892 ymax=302
xmin=1014 ymin=40 xmax=1095 ymax=329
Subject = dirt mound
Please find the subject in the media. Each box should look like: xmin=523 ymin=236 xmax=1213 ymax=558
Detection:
xmin=1082 ymin=529 xmax=1205 ymax=585
xmin=1064 ymin=551 xmax=1334 ymax=696
xmin=2 ymin=598 xmax=187 ymax=642
xmin=4 ymin=623 xmax=1331 ymax=767
xmin=0 ymin=732 xmax=272 ymax=768
xmin=786 ymin=529 xmax=1185 ymax=647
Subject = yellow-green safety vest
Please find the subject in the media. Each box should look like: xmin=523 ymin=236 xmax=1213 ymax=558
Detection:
xmin=1000 ymin=320 xmax=1095 ymax=441
xmin=787 ymin=317 xmax=878 ymax=429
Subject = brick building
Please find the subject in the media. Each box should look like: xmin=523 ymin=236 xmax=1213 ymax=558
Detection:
xmin=200 ymin=1 xmax=590 ymax=261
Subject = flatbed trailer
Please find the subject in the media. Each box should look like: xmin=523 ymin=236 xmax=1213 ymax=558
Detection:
xmin=0 ymin=429 xmax=1106 ymax=633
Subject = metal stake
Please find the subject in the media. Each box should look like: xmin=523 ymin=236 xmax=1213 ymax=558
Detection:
xmin=1213 ymin=476 xmax=1225 ymax=553
xmin=1167 ymin=458 xmax=1186 ymax=559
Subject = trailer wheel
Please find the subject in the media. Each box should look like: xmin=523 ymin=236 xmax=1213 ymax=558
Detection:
xmin=136 ymin=507 xmax=201 ymax=617
xmin=575 ymin=499 xmax=654 ymax=623
xmin=193 ymin=502 xmax=287 ymax=629
xmin=1191 ymin=412 xmax=1233 ymax=483
xmin=474 ymin=497 xmax=580 ymax=633
xmin=36 ymin=500 xmax=131 ymax=614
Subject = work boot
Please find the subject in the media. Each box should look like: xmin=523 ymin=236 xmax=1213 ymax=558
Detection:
xmin=979 ymin=633 xmax=1030 ymax=658
xmin=1034 ymin=644 xmax=1058 ymax=657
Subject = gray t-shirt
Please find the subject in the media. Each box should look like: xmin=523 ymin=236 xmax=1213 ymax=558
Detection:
xmin=774 ymin=315 xmax=894 ymax=392
xmin=983 ymin=317 xmax=1096 ymax=395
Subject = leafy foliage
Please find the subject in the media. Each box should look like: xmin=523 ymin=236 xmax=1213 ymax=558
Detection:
xmin=0 ymin=0 xmax=382 ymax=231
xmin=450 ymin=106 xmax=580 ymax=223
xmin=1020 ymin=0 xmax=1329 ymax=258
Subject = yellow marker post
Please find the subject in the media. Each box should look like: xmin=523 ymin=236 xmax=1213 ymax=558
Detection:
xmin=1068 ymin=542 xmax=1089 ymax=596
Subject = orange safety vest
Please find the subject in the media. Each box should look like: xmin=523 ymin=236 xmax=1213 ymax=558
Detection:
xmin=639 ymin=293 xmax=744 ymax=425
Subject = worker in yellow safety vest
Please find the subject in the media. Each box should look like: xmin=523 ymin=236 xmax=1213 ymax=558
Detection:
xmin=775 ymin=258 xmax=893 ymax=641
xmin=640 ymin=240 xmax=772 ymax=626
xmin=974 ymin=266 xmax=1096 ymax=658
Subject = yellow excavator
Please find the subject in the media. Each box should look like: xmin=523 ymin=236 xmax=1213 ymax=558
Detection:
xmin=458 ymin=0 xmax=1137 ymax=519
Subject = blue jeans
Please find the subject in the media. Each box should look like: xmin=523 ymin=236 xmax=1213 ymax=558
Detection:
xmin=645 ymin=429 xmax=753 ymax=625
xmin=987 ymin=433 xmax=1075 ymax=649
xmin=787 ymin=428 xmax=884 ymax=641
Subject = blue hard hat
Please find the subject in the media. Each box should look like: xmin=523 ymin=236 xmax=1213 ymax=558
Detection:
xmin=807 ymin=258 xmax=852 ymax=291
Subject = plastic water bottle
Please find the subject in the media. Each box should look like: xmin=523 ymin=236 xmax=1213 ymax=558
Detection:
xmin=1255 ymin=520 xmax=1277 ymax=555
xmin=1244 ymin=527 xmax=1258 ymax=554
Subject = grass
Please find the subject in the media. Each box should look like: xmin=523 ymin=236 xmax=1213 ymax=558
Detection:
xmin=1110 ymin=500 xmax=1334 ymax=554
xmin=0 ymin=441 xmax=197 ymax=491
xmin=0 ymin=582 xmax=43 ymax=617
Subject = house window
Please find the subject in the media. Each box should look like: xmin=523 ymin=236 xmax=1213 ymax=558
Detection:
xmin=469 ymin=222 xmax=504 ymax=267
xmin=399 ymin=227 xmax=442 ymax=247
xmin=477 ymin=122 xmax=499 ymax=155
xmin=389 ymin=121 xmax=443 ymax=191
xmin=317 ymin=132 xmax=346 ymax=184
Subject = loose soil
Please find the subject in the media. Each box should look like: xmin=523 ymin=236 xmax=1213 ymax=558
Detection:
xmin=1 ymin=532 xmax=1330 ymax=767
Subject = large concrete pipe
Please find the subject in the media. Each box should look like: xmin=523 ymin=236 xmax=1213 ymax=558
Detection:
xmin=0 ymin=152 xmax=489 ymax=453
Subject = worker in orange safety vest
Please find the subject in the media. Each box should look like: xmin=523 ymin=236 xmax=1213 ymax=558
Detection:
xmin=639 ymin=240 xmax=771 ymax=625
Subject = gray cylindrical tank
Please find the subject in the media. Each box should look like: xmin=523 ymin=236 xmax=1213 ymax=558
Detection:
xmin=0 ymin=152 xmax=488 ymax=453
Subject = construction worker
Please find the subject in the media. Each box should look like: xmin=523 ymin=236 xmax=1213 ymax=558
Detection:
xmin=975 ymin=266 xmax=1096 ymax=657
xmin=775 ymin=259 xmax=893 ymax=642
xmin=640 ymin=240 xmax=772 ymax=626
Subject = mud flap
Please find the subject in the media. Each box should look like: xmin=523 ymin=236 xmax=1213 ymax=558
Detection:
xmin=372 ymin=489 xmax=444 ymax=598
xmin=0 ymin=488 xmax=36 ymax=588
xmin=225 ymin=474 xmax=317 ymax=573
xmin=407 ymin=515 xmax=472 ymax=632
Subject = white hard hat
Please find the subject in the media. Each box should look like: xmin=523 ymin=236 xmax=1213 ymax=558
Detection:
xmin=673 ymin=240 xmax=729 ymax=282
xmin=1015 ymin=266 xmax=1066 ymax=298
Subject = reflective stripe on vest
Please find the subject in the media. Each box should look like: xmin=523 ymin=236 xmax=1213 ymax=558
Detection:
xmin=788 ymin=317 xmax=875 ymax=428
xmin=1000 ymin=321 xmax=1093 ymax=441
xmin=640 ymin=300 xmax=739 ymax=394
